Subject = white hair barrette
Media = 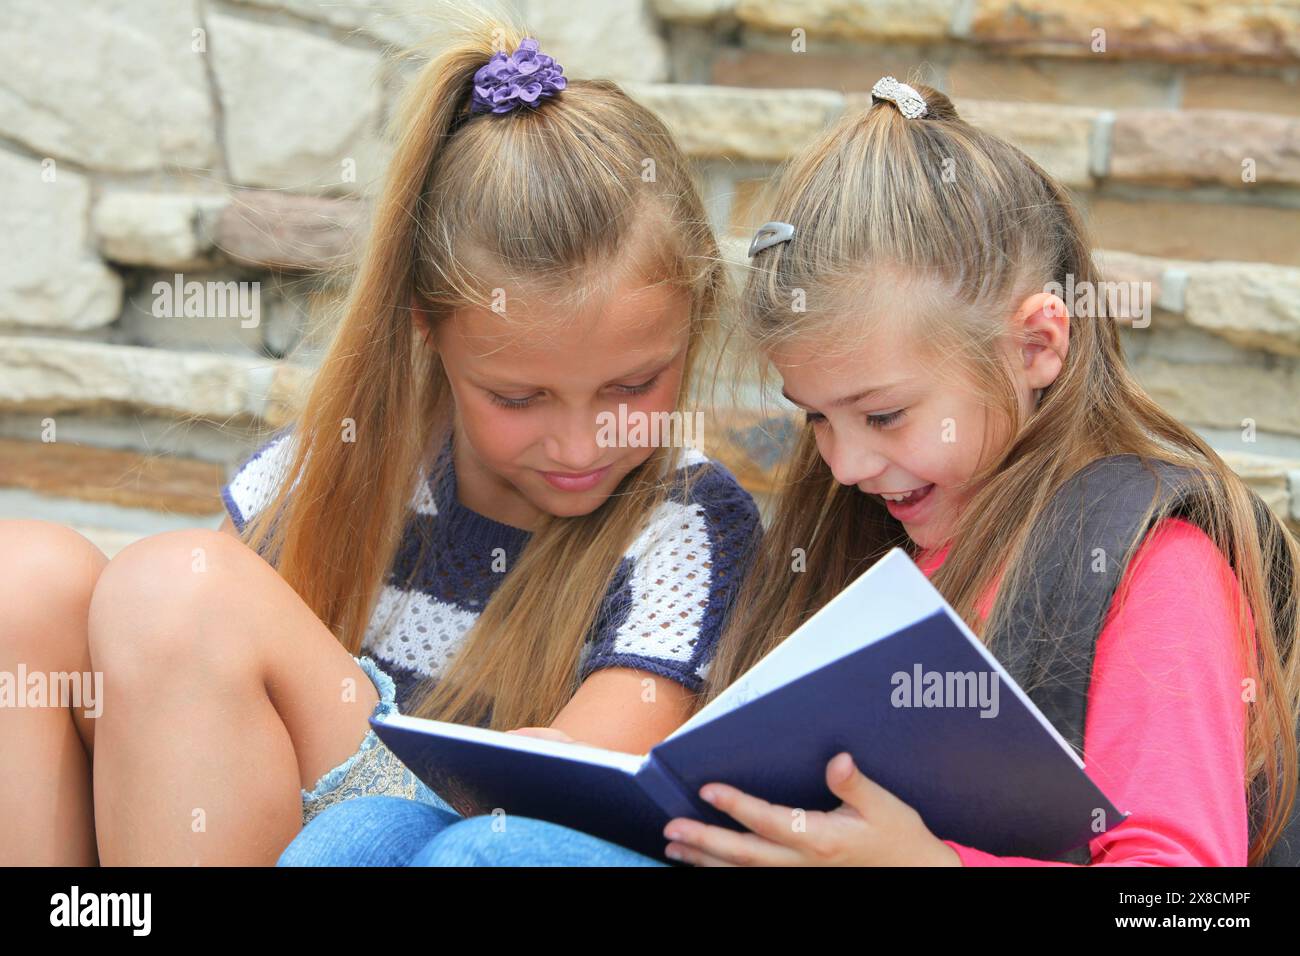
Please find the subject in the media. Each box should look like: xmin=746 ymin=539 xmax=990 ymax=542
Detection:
xmin=748 ymin=220 xmax=795 ymax=257
xmin=870 ymin=75 xmax=928 ymax=119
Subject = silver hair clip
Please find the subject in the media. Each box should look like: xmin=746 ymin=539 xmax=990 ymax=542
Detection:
xmin=748 ymin=220 xmax=795 ymax=257
xmin=870 ymin=75 xmax=928 ymax=119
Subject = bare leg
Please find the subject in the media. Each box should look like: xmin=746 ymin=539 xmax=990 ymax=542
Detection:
xmin=0 ymin=520 xmax=106 ymax=866
xmin=88 ymin=528 xmax=379 ymax=865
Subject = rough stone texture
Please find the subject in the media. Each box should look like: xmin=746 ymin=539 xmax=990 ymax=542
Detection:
xmin=93 ymin=192 xmax=231 ymax=269
xmin=212 ymin=191 xmax=368 ymax=272
xmin=1218 ymin=449 xmax=1300 ymax=527
xmin=1095 ymin=251 xmax=1300 ymax=357
xmin=626 ymin=83 xmax=845 ymax=160
xmin=208 ymin=12 xmax=387 ymax=194
xmin=1093 ymin=250 xmax=1171 ymax=308
xmin=970 ymin=0 xmax=1300 ymax=63
xmin=735 ymin=0 xmax=960 ymax=42
xmin=1182 ymin=70 xmax=1300 ymax=117
xmin=117 ymin=269 xmax=269 ymax=355
xmin=710 ymin=47 xmax=938 ymax=93
xmin=1086 ymin=196 xmax=1300 ymax=268
xmin=228 ymin=0 xmax=438 ymax=49
xmin=946 ymin=98 xmax=1100 ymax=188
xmin=0 ymin=437 xmax=226 ymax=515
xmin=0 ymin=409 xmax=254 ymax=464
xmin=1130 ymin=355 xmax=1300 ymax=437
xmin=0 ymin=0 xmax=217 ymax=172
xmin=0 ymin=336 xmax=306 ymax=425
xmin=1110 ymin=108 xmax=1300 ymax=186
xmin=1182 ymin=262 xmax=1300 ymax=357
xmin=0 ymin=152 xmax=123 ymax=331
xmin=653 ymin=0 xmax=739 ymax=22
xmin=947 ymin=55 xmax=1178 ymax=108
xmin=523 ymin=0 xmax=669 ymax=81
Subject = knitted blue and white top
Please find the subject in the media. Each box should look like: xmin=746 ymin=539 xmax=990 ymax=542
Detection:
xmin=221 ymin=431 xmax=762 ymax=717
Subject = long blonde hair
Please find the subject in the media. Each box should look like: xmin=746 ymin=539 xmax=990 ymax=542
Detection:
xmin=241 ymin=17 xmax=724 ymax=731
xmin=706 ymin=85 xmax=1300 ymax=864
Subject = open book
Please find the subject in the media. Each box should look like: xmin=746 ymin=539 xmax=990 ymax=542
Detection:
xmin=370 ymin=548 xmax=1125 ymax=860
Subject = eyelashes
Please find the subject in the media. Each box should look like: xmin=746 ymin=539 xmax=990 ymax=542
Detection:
xmin=487 ymin=373 xmax=662 ymax=411
xmin=488 ymin=392 xmax=540 ymax=410
xmin=805 ymin=409 xmax=907 ymax=429
xmin=867 ymin=409 xmax=906 ymax=428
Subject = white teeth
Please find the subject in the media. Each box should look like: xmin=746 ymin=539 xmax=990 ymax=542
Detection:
xmin=880 ymin=486 xmax=928 ymax=502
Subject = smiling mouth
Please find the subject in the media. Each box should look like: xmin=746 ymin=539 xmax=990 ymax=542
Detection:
xmin=877 ymin=485 xmax=932 ymax=502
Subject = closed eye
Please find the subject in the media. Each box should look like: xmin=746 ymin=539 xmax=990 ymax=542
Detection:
xmin=488 ymin=391 xmax=541 ymax=410
xmin=487 ymin=373 xmax=662 ymax=410
xmin=614 ymin=373 xmax=661 ymax=395
xmin=867 ymin=409 xmax=905 ymax=429
xmin=804 ymin=409 xmax=906 ymax=429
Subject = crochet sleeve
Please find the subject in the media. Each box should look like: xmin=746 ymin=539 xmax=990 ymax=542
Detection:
xmin=220 ymin=427 xmax=298 ymax=533
xmin=578 ymin=458 xmax=762 ymax=692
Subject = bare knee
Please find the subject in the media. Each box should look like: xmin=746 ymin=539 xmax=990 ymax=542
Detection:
xmin=87 ymin=528 xmax=259 ymax=688
xmin=0 ymin=519 xmax=108 ymax=664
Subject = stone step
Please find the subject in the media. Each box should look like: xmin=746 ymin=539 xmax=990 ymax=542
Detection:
xmin=655 ymin=1 xmax=1300 ymax=71
xmin=0 ymin=334 xmax=307 ymax=426
xmin=56 ymin=87 xmax=1300 ymax=291
xmin=0 ymin=437 xmax=227 ymax=515
xmin=0 ymin=438 xmax=227 ymax=557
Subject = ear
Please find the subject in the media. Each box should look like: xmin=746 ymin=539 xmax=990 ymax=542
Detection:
xmin=411 ymin=293 xmax=436 ymax=350
xmin=1010 ymin=291 xmax=1069 ymax=392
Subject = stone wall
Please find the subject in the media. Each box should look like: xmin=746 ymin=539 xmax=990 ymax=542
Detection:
xmin=2 ymin=0 xmax=1298 ymax=553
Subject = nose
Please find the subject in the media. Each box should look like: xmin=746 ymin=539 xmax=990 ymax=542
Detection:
xmin=543 ymin=406 xmax=604 ymax=473
xmin=822 ymin=432 xmax=888 ymax=488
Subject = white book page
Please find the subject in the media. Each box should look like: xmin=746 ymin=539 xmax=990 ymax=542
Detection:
xmin=377 ymin=714 xmax=647 ymax=775
xmin=668 ymin=548 xmax=943 ymax=739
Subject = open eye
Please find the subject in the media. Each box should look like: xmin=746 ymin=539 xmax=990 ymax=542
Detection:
xmin=804 ymin=410 xmax=827 ymax=427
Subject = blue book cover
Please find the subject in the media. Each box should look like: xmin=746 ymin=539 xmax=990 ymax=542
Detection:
xmin=371 ymin=548 xmax=1126 ymax=861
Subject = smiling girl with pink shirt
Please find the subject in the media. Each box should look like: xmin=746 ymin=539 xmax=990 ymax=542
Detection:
xmin=658 ymin=77 xmax=1298 ymax=867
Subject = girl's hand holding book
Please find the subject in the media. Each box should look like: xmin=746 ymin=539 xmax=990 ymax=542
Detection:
xmin=661 ymin=752 xmax=963 ymax=867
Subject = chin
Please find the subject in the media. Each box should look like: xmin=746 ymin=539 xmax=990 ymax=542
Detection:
xmin=541 ymin=496 xmax=607 ymax=518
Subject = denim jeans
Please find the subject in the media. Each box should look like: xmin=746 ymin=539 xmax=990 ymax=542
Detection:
xmin=277 ymin=794 xmax=670 ymax=867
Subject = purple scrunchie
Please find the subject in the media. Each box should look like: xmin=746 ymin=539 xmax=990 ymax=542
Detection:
xmin=470 ymin=37 xmax=567 ymax=115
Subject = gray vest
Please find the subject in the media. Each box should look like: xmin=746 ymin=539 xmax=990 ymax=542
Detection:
xmin=987 ymin=454 xmax=1298 ymax=866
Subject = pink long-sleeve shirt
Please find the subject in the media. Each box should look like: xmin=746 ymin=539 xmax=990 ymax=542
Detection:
xmin=915 ymin=517 xmax=1256 ymax=866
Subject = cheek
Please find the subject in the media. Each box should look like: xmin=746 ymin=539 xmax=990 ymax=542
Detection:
xmin=630 ymin=362 xmax=687 ymax=414
xmin=897 ymin=413 xmax=968 ymax=482
xmin=456 ymin=394 xmax=539 ymax=465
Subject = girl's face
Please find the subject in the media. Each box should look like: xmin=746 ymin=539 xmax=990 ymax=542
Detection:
xmin=769 ymin=294 xmax=1068 ymax=551
xmin=430 ymin=273 xmax=691 ymax=530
